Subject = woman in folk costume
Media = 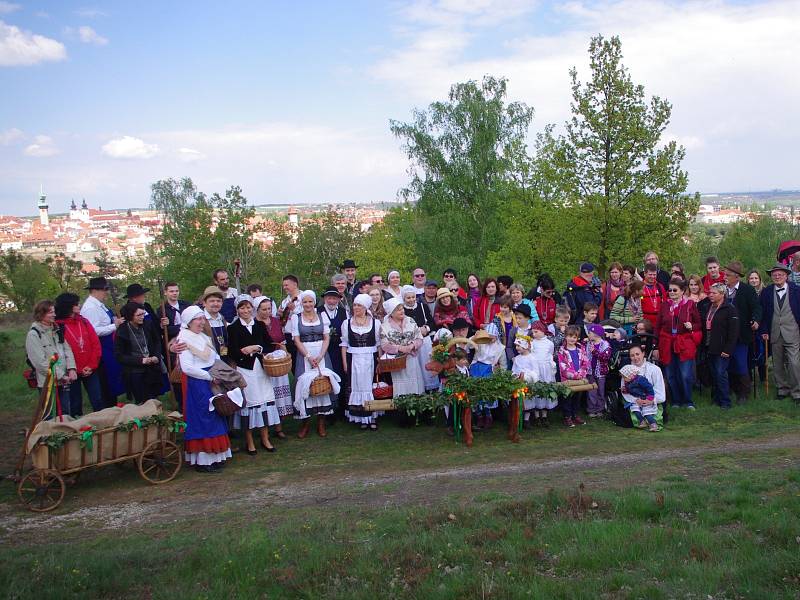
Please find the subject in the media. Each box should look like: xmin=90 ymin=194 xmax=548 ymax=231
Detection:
xmin=227 ymin=295 xmax=277 ymax=455
xmin=341 ymin=294 xmax=383 ymax=430
xmin=380 ymin=297 xmax=425 ymax=397
xmin=402 ymin=285 xmax=439 ymax=392
xmin=254 ymin=296 xmax=291 ymax=435
xmin=177 ymin=305 xmax=234 ymax=473
xmin=385 ymin=270 xmax=403 ymax=300
xmin=290 ymin=290 xmax=336 ymax=438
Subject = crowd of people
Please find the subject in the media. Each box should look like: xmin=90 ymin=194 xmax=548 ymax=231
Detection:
xmin=24 ymin=251 xmax=800 ymax=473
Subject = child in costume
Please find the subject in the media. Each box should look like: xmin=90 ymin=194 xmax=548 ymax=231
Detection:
xmin=469 ymin=323 xmax=504 ymax=429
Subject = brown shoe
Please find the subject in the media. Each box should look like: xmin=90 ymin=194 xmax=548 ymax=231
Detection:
xmin=317 ymin=416 xmax=327 ymax=438
xmin=297 ymin=419 xmax=312 ymax=439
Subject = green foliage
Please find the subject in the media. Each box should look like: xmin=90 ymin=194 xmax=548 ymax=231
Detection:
xmin=44 ymin=253 xmax=84 ymax=293
xmin=527 ymin=35 xmax=698 ymax=276
xmin=0 ymin=250 xmax=60 ymax=312
xmin=353 ymin=207 xmax=418 ymax=281
xmin=717 ymin=215 xmax=800 ymax=274
xmin=390 ymin=76 xmax=534 ymax=275
xmin=150 ymin=178 xmax=267 ymax=300
xmin=264 ymin=208 xmax=364 ymax=292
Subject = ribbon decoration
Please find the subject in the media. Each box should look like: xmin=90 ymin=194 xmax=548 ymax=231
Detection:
xmin=131 ymin=418 xmax=142 ymax=430
xmin=451 ymin=399 xmax=461 ymax=443
xmin=79 ymin=426 xmax=94 ymax=451
xmin=171 ymin=420 xmax=187 ymax=433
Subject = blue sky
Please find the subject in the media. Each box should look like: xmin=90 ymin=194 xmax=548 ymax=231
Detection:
xmin=1 ymin=0 xmax=798 ymax=215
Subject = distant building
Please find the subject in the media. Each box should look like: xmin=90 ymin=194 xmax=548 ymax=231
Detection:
xmin=38 ymin=186 xmax=49 ymax=227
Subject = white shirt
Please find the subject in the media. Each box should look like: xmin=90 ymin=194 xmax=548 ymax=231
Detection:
xmin=168 ymin=301 xmax=182 ymax=326
xmin=288 ymin=312 xmax=331 ymax=338
xmin=204 ymin=310 xmax=226 ymax=329
xmin=221 ymin=287 xmax=238 ymax=300
xmin=621 ymin=360 xmax=666 ymax=408
xmin=340 ymin=317 xmax=381 ymax=350
xmin=80 ymin=295 xmax=116 ymax=337
xmin=280 ymin=294 xmax=302 ymax=334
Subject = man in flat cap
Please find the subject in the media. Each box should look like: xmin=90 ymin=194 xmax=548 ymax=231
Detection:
xmin=758 ymin=263 xmax=800 ymax=402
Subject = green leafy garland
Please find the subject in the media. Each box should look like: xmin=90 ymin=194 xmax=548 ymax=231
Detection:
xmin=38 ymin=414 xmax=186 ymax=451
xmin=392 ymin=370 xmax=572 ymax=417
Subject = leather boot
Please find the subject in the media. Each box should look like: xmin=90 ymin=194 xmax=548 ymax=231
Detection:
xmin=317 ymin=415 xmax=327 ymax=438
xmin=297 ymin=419 xmax=311 ymax=439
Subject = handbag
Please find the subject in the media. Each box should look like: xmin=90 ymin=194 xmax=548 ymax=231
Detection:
xmin=23 ymin=368 xmax=38 ymax=389
xmin=212 ymin=392 xmax=240 ymax=417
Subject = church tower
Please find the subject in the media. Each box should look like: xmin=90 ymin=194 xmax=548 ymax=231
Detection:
xmin=38 ymin=185 xmax=49 ymax=227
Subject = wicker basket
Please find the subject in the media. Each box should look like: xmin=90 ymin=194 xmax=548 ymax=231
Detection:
xmin=262 ymin=354 xmax=292 ymax=377
xmin=309 ymin=367 xmax=333 ymax=396
xmin=377 ymin=354 xmax=407 ymax=373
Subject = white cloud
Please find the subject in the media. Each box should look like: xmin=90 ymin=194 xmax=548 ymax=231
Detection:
xmin=0 ymin=20 xmax=67 ymax=66
xmin=0 ymin=2 xmax=20 ymax=14
xmin=64 ymin=25 xmax=109 ymax=45
xmin=371 ymin=0 xmax=800 ymax=192
xmin=176 ymin=147 xmax=206 ymax=163
xmin=24 ymin=135 xmax=59 ymax=157
xmin=0 ymin=127 xmax=23 ymax=144
xmin=102 ymin=136 xmax=160 ymax=159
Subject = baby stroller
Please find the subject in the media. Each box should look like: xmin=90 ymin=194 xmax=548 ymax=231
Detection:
xmin=604 ymin=332 xmax=663 ymax=427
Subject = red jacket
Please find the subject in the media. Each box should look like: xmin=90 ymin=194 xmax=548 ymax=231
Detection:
xmin=701 ymin=273 xmax=725 ymax=293
xmin=654 ymin=299 xmax=702 ymax=364
xmin=473 ymin=296 xmax=500 ymax=329
xmin=57 ymin=315 xmax=102 ymax=373
xmin=534 ymin=295 xmax=557 ymax=326
xmin=641 ymin=282 xmax=667 ymax=326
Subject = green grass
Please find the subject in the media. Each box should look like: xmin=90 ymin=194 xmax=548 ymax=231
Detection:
xmin=2 ymin=451 xmax=798 ymax=599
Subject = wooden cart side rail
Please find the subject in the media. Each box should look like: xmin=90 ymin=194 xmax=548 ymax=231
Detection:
xmin=32 ymin=422 xmax=178 ymax=474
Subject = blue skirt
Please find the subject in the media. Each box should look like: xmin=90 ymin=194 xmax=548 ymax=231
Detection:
xmin=184 ymin=374 xmax=229 ymax=442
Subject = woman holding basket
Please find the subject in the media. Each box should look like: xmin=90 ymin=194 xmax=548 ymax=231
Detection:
xmin=340 ymin=293 xmax=383 ymax=430
xmin=379 ymin=297 xmax=425 ymax=397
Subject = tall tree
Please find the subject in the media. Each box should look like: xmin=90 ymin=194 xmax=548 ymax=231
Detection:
xmin=0 ymin=251 xmax=59 ymax=312
xmin=45 ymin=253 xmax=84 ymax=292
xmin=536 ymin=35 xmax=699 ymax=274
xmin=150 ymin=178 xmax=267 ymax=299
xmin=390 ymin=76 xmax=534 ymax=275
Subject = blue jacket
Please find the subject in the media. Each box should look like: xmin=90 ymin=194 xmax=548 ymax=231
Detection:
xmin=563 ymin=275 xmax=602 ymax=323
xmin=758 ymin=282 xmax=800 ymax=337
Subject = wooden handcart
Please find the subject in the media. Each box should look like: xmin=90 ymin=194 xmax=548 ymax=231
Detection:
xmin=13 ymin=363 xmax=183 ymax=512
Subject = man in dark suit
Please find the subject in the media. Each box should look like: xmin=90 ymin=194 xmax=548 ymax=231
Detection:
xmin=758 ymin=263 xmax=800 ymax=401
xmin=723 ymin=261 xmax=762 ymax=403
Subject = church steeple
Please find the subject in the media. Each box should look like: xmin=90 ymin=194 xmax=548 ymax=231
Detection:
xmin=37 ymin=185 xmax=49 ymax=227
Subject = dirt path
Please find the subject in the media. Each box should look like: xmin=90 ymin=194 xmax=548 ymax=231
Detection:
xmin=2 ymin=434 xmax=799 ymax=544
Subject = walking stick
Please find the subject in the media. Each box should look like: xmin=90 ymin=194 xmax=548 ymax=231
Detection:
xmin=234 ymin=259 xmax=242 ymax=294
xmin=12 ymin=358 xmax=56 ymax=480
xmin=764 ymin=336 xmax=769 ymax=394
xmin=157 ymin=278 xmax=176 ymax=406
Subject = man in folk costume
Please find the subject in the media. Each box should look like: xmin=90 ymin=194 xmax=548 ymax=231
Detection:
xmin=155 ymin=282 xmax=191 ymax=399
xmin=340 ymin=259 xmax=358 ymax=301
xmin=213 ymin=268 xmax=239 ymax=323
xmin=279 ymin=274 xmax=303 ymax=371
xmin=80 ymin=277 xmax=125 ymax=407
xmin=199 ymin=286 xmax=230 ymax=357
xmin=723 ymin=261 xmax=762 ymax=403
xmin=759 ymin=263 xmax=800 ymax=402
xmin=331 ymin=273 xmax=352 ymax=317
xmin=319 ymin=286 xmax=348 ymax=420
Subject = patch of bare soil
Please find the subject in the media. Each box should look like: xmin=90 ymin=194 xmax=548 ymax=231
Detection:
xmin=1 ymin=434 xmax=798 ymax=545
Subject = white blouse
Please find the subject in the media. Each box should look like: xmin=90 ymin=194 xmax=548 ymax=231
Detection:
xmin=288 ymin=312 xmax=331 ymax=338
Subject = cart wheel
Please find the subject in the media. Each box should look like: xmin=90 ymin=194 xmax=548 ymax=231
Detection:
xmin=17 ymin=469 xmax=65 ymax=512
xmin=138 ymin=440 xmax=182 ymax=484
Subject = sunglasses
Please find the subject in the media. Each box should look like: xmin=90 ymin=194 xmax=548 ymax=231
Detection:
xmin=374 ymin=279 xmax=383 ymax=283
xmin=443 ymin=274 xmax=455 ymax=279
xmin=413 ymin=273 xmax=425 ymax=277
xmin=669 ymin=288 xmax=681 ymax=293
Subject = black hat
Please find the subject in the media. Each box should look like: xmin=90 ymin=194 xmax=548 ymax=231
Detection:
xmin=322 ymin=286 xmax=343 ymax=298
xmin=123 ymin=283 xmax=150 ymax=298
xmin=451 ymin=317 xmax=470 ymax=331
xmin=85 ymin=276 xmax=110 ymax=290
xmin=513 ymin=303 xmax=532 ymax=318
xmin=766 ymin=262 xmax=792 ymax=275
xmin=340 ymin=259 xmax=358 ymax=269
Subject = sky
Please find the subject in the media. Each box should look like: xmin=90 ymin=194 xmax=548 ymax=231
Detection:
xmin=1 ymin=0 xmax=798 ymax=216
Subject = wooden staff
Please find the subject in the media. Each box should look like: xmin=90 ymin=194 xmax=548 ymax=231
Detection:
xmin=157 ymin=278 xmax=176 ymax=405
xmin=764 ymin=336 xmax=770 ymax=394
